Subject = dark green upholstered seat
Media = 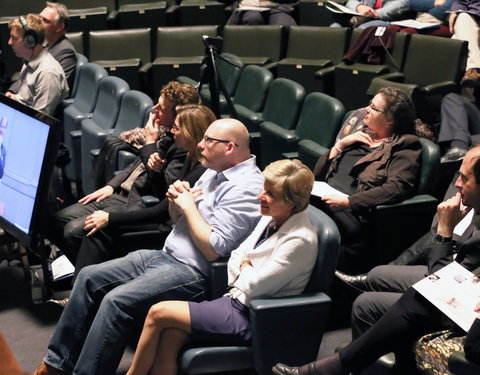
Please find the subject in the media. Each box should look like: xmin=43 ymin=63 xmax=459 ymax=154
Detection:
xmin=222 ymin=25 xmax=287 ymax=68
xmin=260 ymin=92 xmax=345 ymax=168
xmin=88 ymin=28 xmax=152 ymax=90
xmin=277 ymin=26 xmax=350 ymax=94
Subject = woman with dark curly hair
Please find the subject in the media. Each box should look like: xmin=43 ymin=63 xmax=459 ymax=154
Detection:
xmin=313 ymin=87 xmax=428 ymax=272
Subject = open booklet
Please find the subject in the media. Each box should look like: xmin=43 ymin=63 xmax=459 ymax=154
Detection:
xmin=413 ymin=261 xmax=480 ymax=332
xmin=391 ymin=19 xmax=441 ymax=29
xmin=50 ymin=254 xmax=75 ymax=281
xmin=325 ymin=1 xmax=361 ymax=16
xmin=311 ymin=181 xmax=348 ymax=198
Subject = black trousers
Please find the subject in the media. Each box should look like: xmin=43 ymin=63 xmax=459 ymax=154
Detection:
xmin=339 ymin=288 xmax=450 ymax=373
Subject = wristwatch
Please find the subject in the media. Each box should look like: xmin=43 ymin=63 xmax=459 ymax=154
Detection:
xmin=435 ymin=234 xmax=452 ymax=243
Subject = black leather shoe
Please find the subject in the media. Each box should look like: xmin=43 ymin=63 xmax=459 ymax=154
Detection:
xmin=335 ymin=270 xmax=369 ymax=293
xmin=440 ymin=147 xmax=468 ymax=163
xmin=273 ymin=363 xmax=300 ymax=375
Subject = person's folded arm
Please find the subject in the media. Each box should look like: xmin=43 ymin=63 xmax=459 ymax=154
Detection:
xmin=348 ymin=137 xmax=422 ymax=212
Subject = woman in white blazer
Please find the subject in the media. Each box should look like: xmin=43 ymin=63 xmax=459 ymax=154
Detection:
xmin=126 ymin=159 xmax=318 ymax=375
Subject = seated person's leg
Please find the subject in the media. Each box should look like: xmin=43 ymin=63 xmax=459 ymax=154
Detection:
xmin=268 ymin=8 xmax=297 ymax=26
xmin=366 ymin=265 xmax=427 ymax=293
xmin=439 ymin=93 xmax=480 ymax=161
xmin=351 ymin=291 xmax=403 ymax=339
xmin=241 ymin=10 xmax=266 ymax=25
xmin=452 ymin=13 xmax=480 ymax=85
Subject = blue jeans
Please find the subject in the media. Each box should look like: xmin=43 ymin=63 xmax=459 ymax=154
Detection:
xmin=44 ymin=250 xmax=207 ymax=375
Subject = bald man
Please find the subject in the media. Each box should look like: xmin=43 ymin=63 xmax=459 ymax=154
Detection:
xmin=35 ymin=119 xmax=264 ymax=375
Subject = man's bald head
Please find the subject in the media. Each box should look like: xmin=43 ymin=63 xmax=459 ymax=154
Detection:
xmin=198 ymin=118 xmax=252 ymax=172
xmin=456 ymin=146 xmax=480 ymax=211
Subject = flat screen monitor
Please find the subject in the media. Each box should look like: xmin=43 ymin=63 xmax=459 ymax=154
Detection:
xmin=0 ymin=95 xmax=61 ymax=249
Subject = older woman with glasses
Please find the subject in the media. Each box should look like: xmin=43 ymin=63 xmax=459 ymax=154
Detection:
xmin=313 ymin=86 xmax=430 ymax=273
xmin=124 ymin=159 xmax=318 ymax=375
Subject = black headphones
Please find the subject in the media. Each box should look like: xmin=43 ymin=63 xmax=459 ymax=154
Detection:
xmin=19 ymin=15 xmax=39 ymax=49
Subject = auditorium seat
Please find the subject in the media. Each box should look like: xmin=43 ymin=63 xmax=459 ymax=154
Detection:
xmin=298 ymin=0 xmax=340 ymax=26
xmin=179 ymin=205 xmax=340 ymax=375
xmin=179 ymin=53 xmax=244 ymax=116
xmin=260 ymin=92 xmax=344 ymax=169
xmin=222 ymin=25 xmax=286 ymax=67
xmin=67 ymin=7 xmax=110 ymax=33
xmin=114 ymin=1 xmax=167 ymax=29
xmin=369 ymin=34 xmax=468 ymax=124
xmin=66 ymin=31 xmax=84 ymax=55
xmin=88 ymin=28 xmax=152 ymax=90
xmin=178 ymin=0 xmax=226 ymax=26
xmin=82 ymin=90 xmax=152 ymax=194
xmin=225 ymin=64 xmax=273 ymax=128
xmin=68 ymin=53 xmax=89 ymax=100
xmin=145 ymin=25 xmax=219 ymax=98
xmin=276 ymin=26 xmax=350 ymax=93
xmin=334 ymin=31 xmax=410 ymax=111
xmin=253 ymin=78 xmax=306 ymax=168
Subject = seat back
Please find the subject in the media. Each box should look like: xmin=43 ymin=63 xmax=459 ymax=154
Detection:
xmin=215 ymin=52 xmax=244 ymax=96
xmin=261 ymin=78 xmax=306 ymax=130
xmin=296 ymin=92 xmax=345 ymax=148
xmin=403 ymin=34 xmax=468 ymax=87
xmin=223 ymin=25 xmax=286 ymax=65
xmin=67 ymin=7 xmax=109 ymax=33
xmin=116 ymin=2 xmax=167 ymax=29
xmin=233 ymin=65 xmax=273 ymax=112
xmin=304 ymin=205 xmax=341 ymax=293
xmin=286 ymin=26 xmax=349 ymax=63
xmin=417 ymin=137 xmax=440 ymax=195
xmin=66 ymin=31 xmax=84 ymax=55
xmin=71 ymin=63 xmax=108 ymax=113
xmin=70 ymin=53 xmax=89 ymax=99
xmin=88 ymin=28 xmax=152 ymax=64
xmin=154 ymin=26 xmax=219 ymax=58
xmin=112 ymin=90 xmax=154 ymax=136
xmin=90 ymin=76 xmax=130 ymax=129
xmin=178 ymin=0 xmax=226 ymax=26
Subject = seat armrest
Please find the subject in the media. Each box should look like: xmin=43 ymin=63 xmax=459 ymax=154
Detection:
xmin=449 ymin=350 xmax=480 ymax=375
xmin=209 ymin=257 xmax=229 ymax=299
xmin=70 ymin=130 xmax=82 ymax=139
xmin=376 ymin=72 xmax=405 ymax=82
xmin=282 ymin=151 xmax=298 ymax=159
xmin=117 ymin=150 xmax=137 ymax=170
xmin=139 ymin=62 xmax=153 ymax=74
xmin=249 ymin=292 xmax=332 ymax=375
xmin=374 ymin=194 xmax=438 ymax=212
xmin=91 ymin=148 xmax=100 ymax=158
xmin=421 ymin=81 xmax=459 ymax=96
xmin=314 ymin=65 xmax=335 ymax=79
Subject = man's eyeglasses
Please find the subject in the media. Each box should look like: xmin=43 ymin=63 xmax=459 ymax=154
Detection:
xmin=203 ymin=135 xmax=239 ymax=147
xmin=368 ymin=100 xmax=385 ymax=113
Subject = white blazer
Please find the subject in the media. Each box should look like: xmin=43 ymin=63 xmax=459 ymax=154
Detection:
xmin=226 ymin=210 xmax=318 ymax=305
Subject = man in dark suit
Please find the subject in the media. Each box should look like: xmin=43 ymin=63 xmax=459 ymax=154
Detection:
xmin=46 ymin=82 xmax=200 ymax=262
xmin=273 ymin=146 xmax=480 ymax=375
xmin=0 ymin=116 xmax=7 ymax=179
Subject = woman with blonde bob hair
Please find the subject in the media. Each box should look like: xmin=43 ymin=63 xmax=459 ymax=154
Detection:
xmin=125 ymin=159 xmax=318 ymax=375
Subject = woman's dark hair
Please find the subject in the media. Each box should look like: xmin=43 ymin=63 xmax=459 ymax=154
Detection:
xmin=378 ymin=87 xmax=417 ymax=135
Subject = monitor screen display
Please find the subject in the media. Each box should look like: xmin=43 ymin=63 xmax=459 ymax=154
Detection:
xmin=0 ymin=95 xmax=60 ymax=248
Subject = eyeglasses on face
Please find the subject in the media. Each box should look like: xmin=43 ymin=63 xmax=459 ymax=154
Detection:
xmin=368 ymin=100 xmax=385 ymax=113
xmin=202 ymin=135 xmax=239 ymax=147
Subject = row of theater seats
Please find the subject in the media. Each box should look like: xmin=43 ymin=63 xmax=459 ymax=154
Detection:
xmin=62 ymin=55 xmax=472 ymax=375
xmin=62 ymin=56 xmax=154 ymax=195
xmin=46 ymin=25 xmax=467 ymax=122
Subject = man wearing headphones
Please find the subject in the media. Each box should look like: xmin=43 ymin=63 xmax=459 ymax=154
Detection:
xmin=5 ymin=14 xmax=69 ymax=116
